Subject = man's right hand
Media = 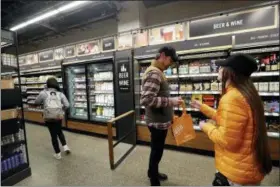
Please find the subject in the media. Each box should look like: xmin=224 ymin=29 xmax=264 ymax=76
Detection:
xmin=171 ymin=97 xmax=184 ymax=106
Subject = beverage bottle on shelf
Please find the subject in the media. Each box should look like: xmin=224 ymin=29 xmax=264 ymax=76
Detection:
xmin=22 ymin=147 xmax=27 ymax=164
xmin=14 ymin=131 xmax=20 ymax=142
xmin=17 ymin=150 xmax=22 ymax=165
xmin=96 ymin=107 xmax=101 ymax=116
xmin=270 ymin=54 xmax=278 ymax=71
xmin=178 ymin=65 xmax=183 ymax=75
xmin=11 ymin=156 xmax=16 ymax=169
xmin=181 ymin=64 xmax=186 ymax=74
xmin=166 ymin=67 xmax=172 ymax=75
xmin=7 ymin=158 xmax=12 ymax=171
xmin=14 ymin=153 xmax=19 ymax=168
xmin=11 ymin=134 xmax=15 ymax=143
xmin=254 ymin=56 xmax=261 ymax=72
xmin=172 ymin=67 xmax=177 ymax=75
xmin=260 ymin=57 xmax=266 ymax=72
xmin=264 ymin=56 xmax=271 ymax=72
xmin=277 ymin=54 xmax=280 ymax=70
xmin=3 ymin=160 xmax=8 ymax=173
xmin=186 ymin=64 xmax=189 ymax=74
xmin=7 ymin=135 xmax=12 ymax=144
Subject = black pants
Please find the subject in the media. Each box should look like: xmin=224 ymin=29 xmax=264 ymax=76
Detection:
xmin=148 ymin=126 xmax=168 ymax=180
xmin=46 ymin=120 xmax=67 ymax=154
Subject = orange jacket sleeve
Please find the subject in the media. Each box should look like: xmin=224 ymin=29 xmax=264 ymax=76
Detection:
xmin=200 ymin=104 xmax=217 ymax=120
xmin=201 ymin=96 xmax=248 ymax=150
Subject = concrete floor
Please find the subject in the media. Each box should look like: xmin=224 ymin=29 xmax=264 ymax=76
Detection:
xmin=18 ymin=123 xmax=280 ymax=186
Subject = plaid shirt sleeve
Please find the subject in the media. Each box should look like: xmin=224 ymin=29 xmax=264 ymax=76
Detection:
xmin=140 ymin=71 xmax=174 ymax=108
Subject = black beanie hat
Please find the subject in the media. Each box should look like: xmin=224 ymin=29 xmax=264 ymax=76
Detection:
xmin=216 ymin=54 xmax=258 ymax=77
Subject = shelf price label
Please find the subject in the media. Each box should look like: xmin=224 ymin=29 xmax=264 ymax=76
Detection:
xmin=117 ymin=58 xmax=130 ymax=93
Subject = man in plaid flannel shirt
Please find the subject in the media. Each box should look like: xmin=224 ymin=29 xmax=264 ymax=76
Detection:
xmin=140 ymin=46 xmax=183 ymax=186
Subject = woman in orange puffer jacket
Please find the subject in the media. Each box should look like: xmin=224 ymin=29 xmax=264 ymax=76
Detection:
xmin=191 ymin=54 xmax=272 ymax=186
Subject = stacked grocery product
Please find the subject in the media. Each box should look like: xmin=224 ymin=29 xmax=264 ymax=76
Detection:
xmin=14 ymin=75 xmax=62 ymax=112
xmin=255 ymin=53 xmax=280 ymax=72
xmin=1 ymin=129 xmax=27 ymax=173
xmin=1 ymin=53 xmax=17 ymax=68
xmin=1 ymin=146 xmax=27 ymax=175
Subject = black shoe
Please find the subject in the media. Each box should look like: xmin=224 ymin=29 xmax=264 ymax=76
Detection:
xmin=158 ymin=173 xmax=168 ymax=181
xmin=150 ymin=178 xmax=161 ymax=186
xmin=148 ymin=172 xmax=168 ymax=181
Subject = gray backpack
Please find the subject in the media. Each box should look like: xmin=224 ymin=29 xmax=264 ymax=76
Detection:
xmin=43 ymin=90 xmax=64 ymax=120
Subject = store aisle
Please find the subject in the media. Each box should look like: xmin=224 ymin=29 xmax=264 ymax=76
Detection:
xmin=18 ymin=123 xmax=279 ymax=186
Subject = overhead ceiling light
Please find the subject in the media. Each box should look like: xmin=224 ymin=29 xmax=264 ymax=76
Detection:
xmin=10 ymin=1 xmax=91 ymax=31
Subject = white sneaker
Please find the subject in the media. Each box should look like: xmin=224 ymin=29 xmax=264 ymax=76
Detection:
xmin=63 ymin=145 xmax=71 ymax=155
xmin=53 ymin=152 xmax=62 ymax=160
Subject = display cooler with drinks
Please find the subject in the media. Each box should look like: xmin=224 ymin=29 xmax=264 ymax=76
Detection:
xmin=1 ymin=29 xmax=31 ymax=186
xmin=62 ymin=52 xmax=117 ymax=134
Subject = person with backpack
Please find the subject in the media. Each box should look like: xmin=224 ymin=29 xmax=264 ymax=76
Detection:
xmin=35 ymin=77 xmax=71 ymax=159
xmin=191 ymin=54 xmax=272 ymax=185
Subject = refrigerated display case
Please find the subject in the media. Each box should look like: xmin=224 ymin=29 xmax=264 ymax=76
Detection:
xmin=65 ymin=66 xmax=88 ymax=120
xmin=63 ymin=61 xmax=115 ymax=123
xmin=87 ymin=63 xmax=115 ymax=122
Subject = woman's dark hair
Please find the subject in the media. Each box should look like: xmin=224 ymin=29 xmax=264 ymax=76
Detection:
xmin=46 ymin=77 xmax=60 ymax=91
xmin=221 ymin=67 xmax=272 ymax=175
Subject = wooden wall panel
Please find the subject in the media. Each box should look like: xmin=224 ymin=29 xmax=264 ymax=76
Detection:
xmin=24 ymin=111 xmax=44 ymax=124
xmin=2 ymin=109 xmax=17 ymax=120
xmin=67 ymin=120 xmax=116 ymax=137
xmin=24 ymin=111 xmax=66 ymax=126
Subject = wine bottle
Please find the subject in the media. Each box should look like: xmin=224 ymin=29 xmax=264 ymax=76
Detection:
xmin=277 ymin=54 xmax=280 ymax=71
xmin=260 ymin=57 xmax=266 ymax=72
xmin=172 ymin=67 xmax=177 ymax=75
xmin=255 ymin=56 xmax=261 ymax=72
xmin=270 ymin=54 xmax=277 ymax=71
xmin=264 ymin=56 xmax=271 ymax=72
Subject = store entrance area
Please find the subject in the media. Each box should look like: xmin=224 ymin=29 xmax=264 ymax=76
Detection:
xmin=18 ymin=123 xmax=279 ymax=186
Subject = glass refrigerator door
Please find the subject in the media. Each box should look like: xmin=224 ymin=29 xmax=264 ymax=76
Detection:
xmin=87 ymin=63 xmax=115 ymax=122
xmin=65 ymin=66 xmax=88 ymax=120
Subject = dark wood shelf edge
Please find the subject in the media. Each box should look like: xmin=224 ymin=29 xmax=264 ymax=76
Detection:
xmin=1 ymin=166 xmax=31 ymax=186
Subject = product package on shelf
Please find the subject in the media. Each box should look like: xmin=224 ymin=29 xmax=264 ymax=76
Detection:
xmin=1 ymin=53 xmax=17 ymax=67
xmin=1 ymin=145 xmax=28 ymax=176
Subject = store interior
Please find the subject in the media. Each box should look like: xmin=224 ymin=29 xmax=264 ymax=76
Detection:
xmin=1 ymin=0 xmax=280 ymax=186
